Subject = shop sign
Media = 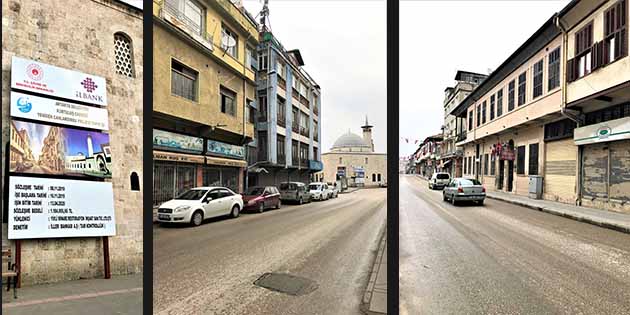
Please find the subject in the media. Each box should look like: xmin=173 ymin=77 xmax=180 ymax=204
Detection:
xmin=153 ymin=151 xmax=204 ymax=164
xmin=11 ymin=91 xmax=109 ymax=131
xmin=574 ymin=117 xmax=630 ymax=145
xmin=206 ymin=156 xmax=247 ymax=168
xmin=153 ymin=129 xmax=204 ymax=153
xmin=207 ymin=140 xmax=245 ymax=159
xmin=11 ymin=56 xmax=107 ymax=106
xmin=354 ymin=166 xmax=365 ymax=178
xmin=7 ymin=176 xmax=116 ymax=239
xmin=500 ymin=149 xmax=515 ymax=161
xmin=337 ymin=167 xmax=346 ymax=177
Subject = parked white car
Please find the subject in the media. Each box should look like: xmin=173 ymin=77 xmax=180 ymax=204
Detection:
xmin=309 ymin=182 xmax=332 ymax=201
xmin=429 ymin=172 xmax=451 ymax=190
xmin=157 ymin=187 xmax=243 ymax=226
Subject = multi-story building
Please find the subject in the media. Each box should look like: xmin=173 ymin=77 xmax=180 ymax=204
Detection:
xmin=415 ymin=134 xmax=443 ymax=178
xmin=451 ymin=0 xmax=629 ymax=214
xmin=152 ymin=0 xmax=259 ymax=205
xmin=248 ymin=30 xmax=323 ymax=187
xmin=440 ymin=71 xmax=487 ymax=177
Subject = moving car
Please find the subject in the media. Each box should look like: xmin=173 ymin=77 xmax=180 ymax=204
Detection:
xmin=156 ymin=187 xmax=243 ymax=226
xmin=442 ymin=178 xmax=486 ymax=206
xmin=429 ymin=172 xmax=451 ymax=190
xmin=243 ymin=186 xmax=281 ymax=213
xmin=279 ymin=182 xmax=311 ymax=204
xmin=309 ymin=182 xmax=332 ymax=201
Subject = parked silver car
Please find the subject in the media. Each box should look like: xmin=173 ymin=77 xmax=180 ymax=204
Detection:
xmin=442 ymin=178 xmax=486 ymax=206
xmin=279 ymin=182 xmax=311 ymax=204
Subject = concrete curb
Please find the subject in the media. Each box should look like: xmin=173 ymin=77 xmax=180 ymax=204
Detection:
xmin=486 ymin=194 xmax=630 ymax=235
xmin=361 ymin=228 xmax=387 ymax=315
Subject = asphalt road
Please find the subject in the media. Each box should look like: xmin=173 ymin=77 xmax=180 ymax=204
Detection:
xmin=153 ymin=188 xmax=386 ymax=315
xmin=399 ymin=175 xmax=630 ymax=315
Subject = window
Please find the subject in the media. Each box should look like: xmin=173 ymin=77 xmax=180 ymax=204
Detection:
xmin=468 ymin=156 xmax=472 ymax=175
xmin=277 ymin=61 xmax=286 ymax=78
xmin=378 ymin=174 xmax=382 ymax=182
xmin=258 ymin=96 xmax=268 ymax=121
xmin=220 ymin=86 xmax=236 ymax=116
xmin=496 ymin=89 xmax=503 ymax=117
xmin=277 ymin=135 xmax=285 ymax=162
xmin=482 ymin=101 xmax=487 ymax=124
xmin=292 ymin=106 xmax=299 ymax=132
xmin=313 ymin=121 xmax=318 ymax=141
xmin=221 ymin=25 xmax=238 ymax=58
xmin=313 ymin=147 xmax=318 ymax=161
xmin=365 ymin=157 xmax=369 ymax=164
xmin=508 ymin=80 xmax=515 ymax=111
xmin=490 ymin=155 xmax=496 ymax=175
xmin=585 ymin=102 xmax=630 ymax=125
xmin=372 ymin=174 xmax=376 ymax=182
xmin=516 ymin=146 xmax=526 ymax=175
xmin=165 ymin=0 xmax=204 ymax=35
xmin=339 ymin=157 xmax=343 ymax=164
xmin=114 ymin=33 xmax=134 ymax=77
xmin=483 ymin=154 xmax=489 ymax=175
xmin=292 ymin=140 xmax=299 ymax=164
xmin=299 ymin=143 xmax=308 ymax=163
xmin=300 ymin=111 xmax=309 ymax=136
xmin=575 ymin=23 xmax=593 ymax=79
xmin=533 ymin=59 xmax=544 ymax=98
xmin=518 ymin=72 xmax=526 ymax=106
xmin=476 ymin=105 xmax=481 ymax=127
xmin=171 ymin=59 xmax=198 ymax=101
xmin=529 ymin=143 xmax=539 ymax=175
xmin=277 ymin=97 xmax=286 ymax=126
xmin=490 ymin=95 xmax=495 ymax=120
xmin=548 ymin=47 xmax=560 ymax=90
xmin=246 ymin=46 xmax=256 ymax=70
xmin=258 ymin=52 xmax=268 ymax=70
xmin=247 ymin=99 xmax=255 ymax=123
xmin=463 ymin=157 xmax=467 ymax=174
xmin=544 ymin=119 xmax=577 ymax=141
xmin=468 ymin=110 xmax=473 ymax=131
xmin=604 ymin=0 xmax=628 ymax=63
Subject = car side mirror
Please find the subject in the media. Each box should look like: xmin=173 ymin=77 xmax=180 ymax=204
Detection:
xmin=203 ymin=197 xmax=212 ymax=203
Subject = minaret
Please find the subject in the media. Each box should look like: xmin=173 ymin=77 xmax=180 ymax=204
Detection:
xmin=361 ymin=115 xmax=374 ymax=152
xmin=87 ymin=135 xmax=94 ymax=157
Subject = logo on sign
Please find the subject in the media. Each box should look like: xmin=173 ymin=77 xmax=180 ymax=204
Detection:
xmin=81 ymin=78 xmax=98 ymax=93
xmin=16 ymin=97 xmax=32 ymax=113
xmin=597 ymin=126 xmax=611 ymax=139
xmin=26 ymin=63 xmax=44 ymax=81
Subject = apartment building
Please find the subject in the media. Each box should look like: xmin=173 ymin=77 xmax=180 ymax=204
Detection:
xmin=559 ymin=0 xmax=629 ymax=213
xmin=451 ymin=0 xmax=629 ymax=214
xmin=415 ymin=134 xmax=443 ymax=178
xmin=152 ymin=0 xmax=259 ymax=205
xmin=248 ymin=31 xmax=323 ymax=187
xmin=440 ymin=71 xmax=487 ymax=178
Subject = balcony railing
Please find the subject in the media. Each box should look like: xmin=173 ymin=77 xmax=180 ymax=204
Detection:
xmin=278 ymin=76 xmax=286 ymax=88
xmin=162 ymin=3 xmax=213 ymax=50
xmin=276 ymin=154 xmax=286 ymax=165
xmin=300 ymin=127 xmax=309 ymax=137
xmin=277 ymin=116 xmax=286 ymax=127
xmin=456 ymin=132 xmax=467 ymax=142
xmin=300 ymin=95 xmax=310 ymax=108
xmin=292 ymin=124 xmax=299 ymax=133
xmin=292 ymin=155 xmax=299 ymax=167
xmin=313 ymin=106 xmax=319 ymax=116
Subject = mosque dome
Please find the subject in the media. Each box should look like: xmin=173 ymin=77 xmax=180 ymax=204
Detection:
xmin=332 ymin=131 xmax=370 ymax=150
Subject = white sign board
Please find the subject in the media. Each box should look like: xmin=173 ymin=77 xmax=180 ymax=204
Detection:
xmin=10 ymin=91 xmax=109 ymax=131
xmin=11 ymin=56 xmax=107 ymax=106
xmin=8 ymin=177 xmax=116 ymax=239
xmin=574 ymin=116 xmax=630 ymax=145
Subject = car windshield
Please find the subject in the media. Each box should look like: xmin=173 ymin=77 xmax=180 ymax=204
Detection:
xmin=245 ymin=187 xmax=265 ymax=195
xmin=459 ymin=179 xmax=482 ymax=186
xmin=175 ymin=189 xmax=208 ymax=200
xmin=280 ymin=183 xmax=296 ymax=191
xmin=437 ymin=174 xmax=450 ymax=179
xmin=309 ymin=184 xmax=322 ymax=191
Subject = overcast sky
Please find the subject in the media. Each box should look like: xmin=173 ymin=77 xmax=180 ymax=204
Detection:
xmin=243 ymin=0 xmax=387 ymax=153
xmin=400 ymin=0 xmax=571 ymax=157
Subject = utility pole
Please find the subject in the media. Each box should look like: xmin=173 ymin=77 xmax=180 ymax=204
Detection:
xmin=260 ymin=0 xmax=270 ymax=32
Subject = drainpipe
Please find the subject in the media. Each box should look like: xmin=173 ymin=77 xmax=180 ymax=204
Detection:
xmin=555 ymin=15 xmax=582 ymax=206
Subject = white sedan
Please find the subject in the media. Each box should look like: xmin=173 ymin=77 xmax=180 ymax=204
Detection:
xmin=157 ymin=187 xmax=243 ymax=226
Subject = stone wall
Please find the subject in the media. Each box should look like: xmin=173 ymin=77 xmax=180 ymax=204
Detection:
xmin=1 ymin=0 xmax=143 ymax=286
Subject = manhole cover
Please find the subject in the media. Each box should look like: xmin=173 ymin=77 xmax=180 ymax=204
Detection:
xmin=254 ymin=273 xmax=318 ymax=296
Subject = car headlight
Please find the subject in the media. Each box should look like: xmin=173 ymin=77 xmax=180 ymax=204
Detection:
xmin=174 ymin=205 xmax=191 ymax=213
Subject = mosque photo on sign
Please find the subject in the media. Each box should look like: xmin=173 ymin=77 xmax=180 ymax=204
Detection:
xmin=9 ymin=120 xmax=112 ymax=178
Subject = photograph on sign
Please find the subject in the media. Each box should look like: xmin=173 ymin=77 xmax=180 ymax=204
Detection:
xmin=11 ymin=56 xmax=108 ymax=106
xmin=7 ymin=176 xmax=116 ymax=240
xmin=10 ymin=91 xmax=109 ymax=130
xmin=153 ymin=129 xmax=204 ymax=153
xmin=10 ymin=120 xmax=112 ymax=178
xmin=207 ymin=139 xmax=245 ymax=159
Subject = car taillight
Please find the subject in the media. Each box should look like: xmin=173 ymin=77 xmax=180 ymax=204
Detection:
xmin=457 ymin=187 xmax=464 ymax=193
xmin=482 ymin=187 xmax=486 ymax=192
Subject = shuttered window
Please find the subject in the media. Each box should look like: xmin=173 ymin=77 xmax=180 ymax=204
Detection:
xmin=171 ymin=59 xmax=198 ymax=101
xmin=516 ymin=146 xmax=526 ymax=174
xmin=477 ymin=105 xmax=481 ymax=127
xmin=482 ymin=101 xmax=487 ymax=124
xmin=528 ymin=143 xmax=539 ymax=175
xmin=497 ymin=89 xmax=503 ymax=117
xmin=490 ymin=95 xmax=495 ymax=120
xmin=604 ymin=0 xmax=628 ymax=63
xmin=490 ymin=155 xmax=496 ymax=175
xmin=548 ymin=47 xmax=560 ymax=90
xmin=544 ymin=119 xmax=577 ymax=141
xmin=483 ymin=153 xmax=489 ymax=175
xmin=533 ymin=59 xmax=544 ymax=99
xmin=518 ymin=72 xmax=527 ymax=106
xmin=508 ymin=80 xmax=515 ymax=111
xmin=569 ymin=22 xmax=594 ymax=81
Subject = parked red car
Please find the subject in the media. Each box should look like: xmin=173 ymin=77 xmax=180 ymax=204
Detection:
xmin=242 ymin=186 xmax=281 ymax=213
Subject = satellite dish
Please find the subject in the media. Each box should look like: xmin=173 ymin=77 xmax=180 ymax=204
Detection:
xmin=221 ymin=34 xmax=237 ymax=48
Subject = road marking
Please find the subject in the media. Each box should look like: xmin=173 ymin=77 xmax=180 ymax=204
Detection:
xmin=2 ymin=287 xmax=143 ymax=308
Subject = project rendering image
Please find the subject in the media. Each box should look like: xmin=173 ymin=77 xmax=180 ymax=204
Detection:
xmin=152 ymin=0 xmax=387 ymax=314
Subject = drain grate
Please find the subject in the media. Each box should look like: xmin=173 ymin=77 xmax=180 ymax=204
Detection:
xmin=254 ymin=273 xmax=318 ymax=296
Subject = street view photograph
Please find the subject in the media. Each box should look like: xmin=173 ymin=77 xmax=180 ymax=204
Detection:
xmin=151 ymin=0 xmax=387 ymax=314
xmin=400 ymin=0 xmax=630 ymax=314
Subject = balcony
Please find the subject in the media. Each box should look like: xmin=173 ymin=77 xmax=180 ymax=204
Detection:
xmin=456 ymin=132 xmax=467 ymax=142
xmin=292 ymin=123 xmax=299 ymax=133
xmin=300 ymin=127 xmax=309 ymax=137
xmin=277 ymin=116 xmax=286 ymax=127
xmin=161 ymin=3 xmax=213 ymax=52
xmin=299 ymin=95 xmax=310 ymax=108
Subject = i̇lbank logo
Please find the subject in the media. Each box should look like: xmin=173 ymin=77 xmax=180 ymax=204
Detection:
xmin=26 ymin=63 xmax=43 ymax=81
xmin=76 ymin=77 xmax=104 ymax=103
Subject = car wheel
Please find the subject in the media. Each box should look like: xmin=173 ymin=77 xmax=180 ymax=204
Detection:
xmin=478 ymin=200 xmax=484 ymax=206
xmin=231 ymin=205 xmax=240 ymax=218
xmin=298 ymin=197 xmax=303 ymax=205
xmin=276 ymin=200 xmax=281 ymax=209
xmin=191 ymin=210 xmax=203 ymax=226
xmin=258 ymin=203 xmax=265 ymax=213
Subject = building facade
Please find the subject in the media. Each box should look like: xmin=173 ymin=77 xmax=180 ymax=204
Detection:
xmin=248 ymin=31 xmax=323 ymax=187
xmin=1 ymin=0 xmax=143 ymax=285
xmin=319 ymin=119 xmax=386 ymax=187
xmin=451 ymin=0 xmax=629 ymax=214
xmin=152 ymin=0 xmax=259 ymax=206
xmin=440 ymin=71 xmax=487 ymax=178
xmin=414 ymin=134 xmax=443 ymax=178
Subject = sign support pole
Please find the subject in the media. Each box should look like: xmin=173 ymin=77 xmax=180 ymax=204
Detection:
xmin=16 ymin=240 xmax=21 ymax=288
xmin=103 ymin=236 xmax=111 ymax=279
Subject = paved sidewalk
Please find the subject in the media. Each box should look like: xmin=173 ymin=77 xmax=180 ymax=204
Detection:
xmin=2 ymin=274 xmax=142 ymax=315
xmin=362 ymin=230 xmax=387 ymax=314
xmin=486 ymin=191 xmax=630 ymax=234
